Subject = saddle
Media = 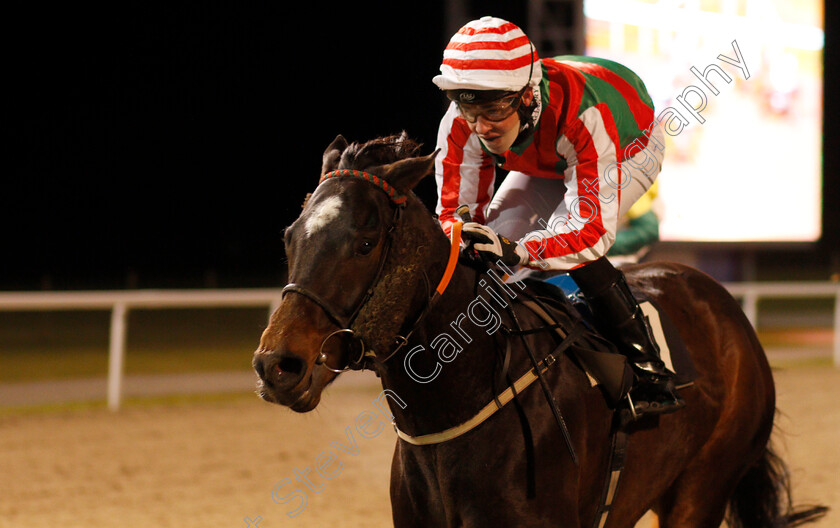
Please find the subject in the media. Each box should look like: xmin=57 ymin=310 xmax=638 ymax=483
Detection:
xmin=515 ymin=275 xmax=697 ymax=528
xmin=520 ymin=275 xmax=696 ymax=407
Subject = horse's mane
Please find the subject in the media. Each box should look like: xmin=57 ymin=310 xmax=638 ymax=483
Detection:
xmin=337 ymin=133 xmax=423 ymax=171
xmin=303 ymin=133 xmax=423 ymax=211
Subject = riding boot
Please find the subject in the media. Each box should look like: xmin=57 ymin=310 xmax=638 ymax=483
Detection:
xmin=569 ymin=258 xmax=685 ymax=418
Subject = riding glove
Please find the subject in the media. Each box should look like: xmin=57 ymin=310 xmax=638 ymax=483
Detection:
xmin=461 ymin=222 xmax=529 ymax=267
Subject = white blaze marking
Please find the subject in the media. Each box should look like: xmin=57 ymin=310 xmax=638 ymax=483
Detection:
xmin=305 ymin=195 xmax=343 ymax=237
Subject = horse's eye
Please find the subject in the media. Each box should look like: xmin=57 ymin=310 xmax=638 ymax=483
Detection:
xmin=355 ymin=239 xmax=375 ymax=256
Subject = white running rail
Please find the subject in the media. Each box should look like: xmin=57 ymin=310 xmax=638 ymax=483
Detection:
xmin=722 ymin=281 xmax=840 ymax=367
xmin=0 ymin=282 xmax=837 ymax=410
xmin=0 ymin=289 xmax=284 ymax=410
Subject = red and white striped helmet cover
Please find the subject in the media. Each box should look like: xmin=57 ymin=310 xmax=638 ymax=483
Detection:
xmin=432 ymin=16 xmax=542 ymax=92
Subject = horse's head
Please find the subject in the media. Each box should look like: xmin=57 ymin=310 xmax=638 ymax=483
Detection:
xmin=253 ymin=133 xmax=441 ymax=412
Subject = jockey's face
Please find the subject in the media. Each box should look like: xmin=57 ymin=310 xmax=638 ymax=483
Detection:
xmin=466 ymin=88 xmax=534 ymax=155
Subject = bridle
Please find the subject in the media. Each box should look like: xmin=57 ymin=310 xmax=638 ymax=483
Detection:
xmin=280 ymin=168 xmax=460 ymax=373
xmin=282 ymin=168 xmax=578 ymax=468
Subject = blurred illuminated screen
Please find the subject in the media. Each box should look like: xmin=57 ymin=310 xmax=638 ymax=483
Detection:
xmin=584 ymin=0 xmax=824 ymax=242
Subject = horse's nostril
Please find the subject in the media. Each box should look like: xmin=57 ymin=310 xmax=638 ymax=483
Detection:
xmin=277 ymin=354 xmax=305 ymax=377
xmin=254 ymin=351 xmax=306 ymax=386
xmin=253 ymin=355 xmax=267 ymax=380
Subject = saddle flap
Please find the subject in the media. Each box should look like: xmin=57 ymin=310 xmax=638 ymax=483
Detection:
xmin=543 ymin=274 xmax=696 ymax=386
xmin=522 ymin=274 xmax=698 ymax=403
xmin=517 ymin=281 xmax=634 ymax=407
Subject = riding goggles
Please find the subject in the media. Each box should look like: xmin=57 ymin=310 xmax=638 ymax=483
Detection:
xmin=451 ymin=90 xmax=526 ymax=123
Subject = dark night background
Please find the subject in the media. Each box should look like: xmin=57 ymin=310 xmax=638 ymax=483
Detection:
xmin=5 ymin=1 xmax=838 ymax=291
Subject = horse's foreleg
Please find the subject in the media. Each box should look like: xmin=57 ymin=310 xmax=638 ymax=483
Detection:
xmin=390 ymin=444 xmax=448 ymax=528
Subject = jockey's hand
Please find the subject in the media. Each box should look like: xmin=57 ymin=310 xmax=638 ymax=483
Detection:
xmin=461 ymin=222 xmax=529 ymax=267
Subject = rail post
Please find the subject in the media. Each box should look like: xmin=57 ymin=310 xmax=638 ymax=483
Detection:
xmin=742 ymin=290 xmax=759 ymax=329
xmin=834 ymin=292 xmax=840 ymax=368
xmin=107 ymin=302 xmax=129 ymax=411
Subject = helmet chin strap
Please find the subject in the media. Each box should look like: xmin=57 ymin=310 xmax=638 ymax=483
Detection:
xmin=514 ymin=44 xmax=542 ymax=144
xmin=514 ymin=92 xmax=541 ymax=146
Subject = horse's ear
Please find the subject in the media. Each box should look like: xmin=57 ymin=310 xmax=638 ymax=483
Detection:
xmin=322 ymin=135 xmax=349 ymax=175
xmin=380 ymin=149 xmax=439 ymax=192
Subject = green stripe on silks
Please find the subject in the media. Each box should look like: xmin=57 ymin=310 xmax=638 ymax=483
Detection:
xmin=556 ymin=55 xmax=655 ymax=109
xmin=585 ymin=57 xmax=653 ymax=107
xmin=576 ymin=72 xmax=649 ymax=150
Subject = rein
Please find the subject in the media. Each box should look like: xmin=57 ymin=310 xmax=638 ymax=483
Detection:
xmin=392 ymin=277 xmax=581 ymax=464
xmin=285 ymin=168 xmax=581 ymax=465
xmin=375 ymin=220 xmax=461 ymax=365
xmin=281 ymin=169 xmax=461 ymax=373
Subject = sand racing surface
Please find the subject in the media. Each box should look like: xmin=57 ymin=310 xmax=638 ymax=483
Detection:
xmin=1 ymin=365 xmax=837 ymax=527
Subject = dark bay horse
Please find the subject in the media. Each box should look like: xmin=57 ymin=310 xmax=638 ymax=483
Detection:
xmin=253 ymin=134 xmax=826 ymax=527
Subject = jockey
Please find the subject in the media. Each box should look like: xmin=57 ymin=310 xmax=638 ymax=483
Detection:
xmin=432 ymin=16 xmax=684 ymax=417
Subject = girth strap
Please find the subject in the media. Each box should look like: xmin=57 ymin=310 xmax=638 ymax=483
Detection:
xmin=593 ymin=424 xmax=629 ymax=528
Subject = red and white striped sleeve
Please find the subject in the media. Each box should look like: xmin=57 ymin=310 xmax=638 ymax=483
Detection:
xmin=434 ymin=103 xmax=497 ymax=235
xmin=519 ymin=104 xmax=622 ymax=270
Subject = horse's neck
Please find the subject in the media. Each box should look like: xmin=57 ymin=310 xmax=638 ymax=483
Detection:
xmin=378 ymin=262 xmax=511 ymax=436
